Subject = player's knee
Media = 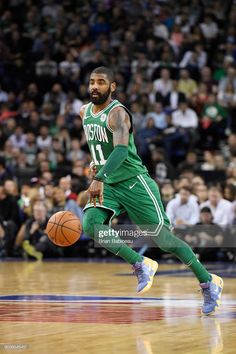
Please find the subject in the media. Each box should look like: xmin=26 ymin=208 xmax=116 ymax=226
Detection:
xmin=83 ymin=209 xmax=103 ymax=238
xmin=156 ymin=226 xmax=178 ymax=254
xmin=83 ymin=213 xmax=95 ymax=237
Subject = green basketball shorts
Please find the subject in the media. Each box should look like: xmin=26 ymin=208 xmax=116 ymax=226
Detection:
xmin=84 ymin=173 xmax=171 ymax=235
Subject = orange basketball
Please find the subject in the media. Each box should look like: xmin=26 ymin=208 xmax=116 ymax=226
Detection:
xmin=46 ymin=211 xmax=82 ymax=247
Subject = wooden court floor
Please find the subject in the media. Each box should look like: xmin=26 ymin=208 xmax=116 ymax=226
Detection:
xmin=0 ymin=261 xmax=236 ymax=354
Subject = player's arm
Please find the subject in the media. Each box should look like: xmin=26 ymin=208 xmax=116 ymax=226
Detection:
xmin=94 ymin=106 xmax=130 ymax=181
xmin=79 ymin=105 xmax=86 ymax=120
xmin=109 ymin=106 xmax=131 ymax=146
xmin=87 ymin=107 xmax=130 ymax=207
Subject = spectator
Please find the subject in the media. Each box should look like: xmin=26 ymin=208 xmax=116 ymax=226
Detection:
xmin=36 ymin=55 xmax=58 ymax=78
xmin=28 ymin=110 xmax=41 ymax=135
xmin=195 ymin=184 xmax=209 ymax=204
xmin=166 ymin=186 xmax=200 ymax=226
xmin=153 ymin=15 xmax=169 ymax=40
xmin=161 ymin=114 xmax=189 ymax=163
xmin=152 ymin=68 xmax=172 ymax=102
xmin=200 ymin=14 xmax=219 ymax=41
xmin=200 ymin=150 xmax=216 ymax=171
xmin=172 ymin=101 xmax=198 ymax=129
xmin=24 ymin=132 xmax=38 ymax=166
xmin=71 ymin=160 xmax=89 ymax=193
xmin=145 ymin=102 xmax=167 ymax=130
xmin=178 ymin=151 xmax=199 ymax=174
xmin=218 ymin=66 xmax=236 ymax=92
xmin=164 ymin=80 xmax=186 ymax=111
xmin=44 ymin=83 xmax=67 ymax=115
xmin=60 ymin=91 xmax=83 ymax=118
xmin=9 ymin=126 xmax=27 ymax=150
xmin=40 ymin=103 xmax=55 ymax=124
xmin=25 ymin=83 xmax=43 ymax=107
xmin=200 ymin=93 xmax=227 ymax=146
xmin=151 ymin=148 xmax=176 ymax=183
xmin=180 ymin=44 xmax=207 ymax=79
xmin=52 ymin=186 xmax=83 ymax=220
xmin=178 ymin=69 xmax=198 ymax=98
xmin=59 ymin=176 xmax=77 ymax=201
xmin=59 ymin=53 xmax=80 ymax=83
xmin=36 ymin=126 xmax=52 ymax=151
xmin=67 ymin=138 xmax=86 ymax=163
xmin=136 ymin=117 xmax=159 ymax=166
xmin=20 ymin=201 xmax=58 ymax=260
xmin=201 ymin=186 xmax=234 ymax=226
xmin=160 ymin=182 xmax=175 ymax=208
xmin=184 ymin=206 xmax=224 ymax=261
xmin=223 ymin=183 xmax=236 ymax=202
xmin=130 ymin=102 xmax=146 ymax=132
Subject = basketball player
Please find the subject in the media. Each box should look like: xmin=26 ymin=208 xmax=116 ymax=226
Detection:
xmin=80 ymin=67 xmax=223 ymax=315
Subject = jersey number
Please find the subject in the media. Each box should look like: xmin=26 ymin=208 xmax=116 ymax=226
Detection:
xmin=91 ymin=144 xmax=106 ymax=165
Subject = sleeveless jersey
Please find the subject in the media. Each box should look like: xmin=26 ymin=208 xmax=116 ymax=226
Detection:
xmin=82 ymin=99 xmax=147 ymax=184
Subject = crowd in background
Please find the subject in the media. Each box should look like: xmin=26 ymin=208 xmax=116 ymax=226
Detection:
xmin=0 ymin=0 xmax=236 ymax=261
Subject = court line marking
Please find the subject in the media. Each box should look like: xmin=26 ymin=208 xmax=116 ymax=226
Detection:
xmin=0 ymin=295 xmax=236 ymax=306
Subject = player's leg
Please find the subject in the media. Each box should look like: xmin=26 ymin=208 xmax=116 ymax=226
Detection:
xmin=155 ymin=226 xmax=223 ymax=314
xmin=83 ymin=207 xmax=143 ymax=264
xmin=115 ymin=173 xmax=223 ymax=314
xmin=83 ymin=182 xmax=158 ymax=294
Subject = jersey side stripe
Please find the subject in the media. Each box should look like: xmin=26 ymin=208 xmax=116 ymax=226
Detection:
xmin=137 ymin=175 xmax=164 ymax=236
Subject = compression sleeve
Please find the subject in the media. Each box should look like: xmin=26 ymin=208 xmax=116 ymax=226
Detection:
xmin=94 ymin=144 xmax=128 ymax=182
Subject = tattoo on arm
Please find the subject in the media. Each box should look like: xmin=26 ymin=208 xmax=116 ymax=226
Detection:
xmin=108 ymin=107 xmax=131 ymax=146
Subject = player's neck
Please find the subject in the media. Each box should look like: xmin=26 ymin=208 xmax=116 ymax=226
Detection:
xmin=92 ymin=98 xmax=113 ymax=114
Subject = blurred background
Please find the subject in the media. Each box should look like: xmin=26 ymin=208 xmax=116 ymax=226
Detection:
xmin=0 ymin=0 xmax=236 ymax=262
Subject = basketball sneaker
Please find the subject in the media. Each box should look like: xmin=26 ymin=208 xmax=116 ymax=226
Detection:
xmin=133 ymin=257 xmax=158 ymax=294
xmin=22 ymin=240 xmax=43 ymax=261
xmin=200 ymin=274 xmax=223 ymax=315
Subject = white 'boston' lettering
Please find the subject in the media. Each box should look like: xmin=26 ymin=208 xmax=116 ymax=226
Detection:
xmin=83 ymin=124 xmax=108 ymax=143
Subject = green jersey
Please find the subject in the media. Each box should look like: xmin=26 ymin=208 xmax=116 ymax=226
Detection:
xmin=82 ymin=99 xmax=147 ymax=184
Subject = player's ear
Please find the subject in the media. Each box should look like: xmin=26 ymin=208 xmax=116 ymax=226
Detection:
xmin=111 ymin=81 xmax=116 ymax=93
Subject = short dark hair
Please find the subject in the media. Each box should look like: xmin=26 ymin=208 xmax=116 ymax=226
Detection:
xmin=200 ymin=207 xmax=212 ymax=214
xmin=91 ymin=66 xmax=115 ymax=83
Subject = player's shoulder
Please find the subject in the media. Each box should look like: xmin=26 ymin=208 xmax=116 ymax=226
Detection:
xmin=110 ymin=102 xmax=129 ymax=117
xmin=79 ymin=103 xmax=91 ymax=120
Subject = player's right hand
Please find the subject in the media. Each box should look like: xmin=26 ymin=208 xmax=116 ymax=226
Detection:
xmin=89 ymin=161 xmax=97 ymax=178
xmin=87 ymin=179 xmax=104 ymax=207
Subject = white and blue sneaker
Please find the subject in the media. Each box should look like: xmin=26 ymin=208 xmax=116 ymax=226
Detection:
xmin=200 ymin=274 xmax=223 ymax=315
xmin=133 ymin=257 xmax=158 ymax=294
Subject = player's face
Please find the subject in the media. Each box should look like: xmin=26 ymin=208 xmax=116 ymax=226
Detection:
xmin=89 ymin=73 xmax=115 ymax=105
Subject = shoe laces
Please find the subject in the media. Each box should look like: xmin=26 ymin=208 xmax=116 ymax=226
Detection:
xmin=132 ymin=263 xmax=146 ymax=282
xmin=201 ymin=287 xmax=212 ymax=305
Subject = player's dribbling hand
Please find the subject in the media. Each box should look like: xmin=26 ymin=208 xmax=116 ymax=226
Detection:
xmin=87 ymin=180 xmax=104 ymax=207
xmin=89 ymin=161 xmax=97 ymax=178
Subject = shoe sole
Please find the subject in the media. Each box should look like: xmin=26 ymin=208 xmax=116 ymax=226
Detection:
xmin=201 ymin=278 xmax=224 ymax=316
xmin=138 ymin=261 xmax=158 ymax=294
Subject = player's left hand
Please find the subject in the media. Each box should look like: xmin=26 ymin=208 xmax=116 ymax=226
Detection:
xmin=87 ymin=180 xmax=104 ymax=207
